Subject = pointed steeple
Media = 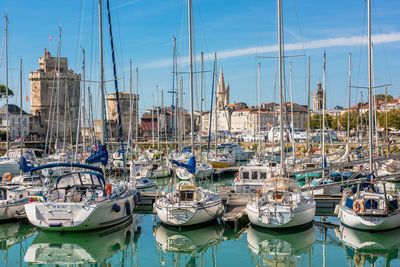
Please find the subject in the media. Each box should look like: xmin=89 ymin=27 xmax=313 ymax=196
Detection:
xmin=217 ymin=67 xmax=225 ymax=93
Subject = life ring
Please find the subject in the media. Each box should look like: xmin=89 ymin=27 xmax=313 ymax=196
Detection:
xmin=235 ymin=172 xmax=239 ymax=182
xmin=105 ymin=184 xmax=112 ymax=196
xmin=353 ymin=200 xmax=365 ymax=214
xmin=2 ymin=172 xmax=12 ymax=181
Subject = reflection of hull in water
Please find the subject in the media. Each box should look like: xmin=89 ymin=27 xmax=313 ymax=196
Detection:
xmin=24 ymin=216 xmax=140 ymax=265
xmin=153 ymin=223 xmax=222 ymax=254
xmin=335 ymin=225 xmax=400 ymax=266
xmin=0 ymin=222 xmax=36 ymax=250
xmin=247 ymin=224 xmax=315 ymax=267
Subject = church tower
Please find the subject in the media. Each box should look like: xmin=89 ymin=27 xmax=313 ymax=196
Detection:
xmin=313 ymin=81 xmax=325 ymax=111
xmin=216 ymin=67 xmax=229 ymax=110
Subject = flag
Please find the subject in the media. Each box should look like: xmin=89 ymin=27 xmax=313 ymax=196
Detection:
xmin=50 ymin=35 xmax=53 ymax=41
xmin=26 ymin=95 xmax=29 ymax=101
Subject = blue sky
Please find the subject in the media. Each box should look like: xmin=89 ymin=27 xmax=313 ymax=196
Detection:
xmin=0 ymin=0 xmax=399 ymax=119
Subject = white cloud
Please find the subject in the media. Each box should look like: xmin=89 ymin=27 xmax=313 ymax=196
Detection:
xmin=141 ymin=32 xmax=400 ymax=69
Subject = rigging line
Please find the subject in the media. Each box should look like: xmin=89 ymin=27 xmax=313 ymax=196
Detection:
xmin=0 ymin=30 xmax=5 ymax=68
xmin=115 ymin=1 xmax=126 ymax=91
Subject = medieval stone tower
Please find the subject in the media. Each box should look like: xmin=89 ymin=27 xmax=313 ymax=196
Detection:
xmin=216 ymin=67 xmax=230 ymax=110
xmin=30 ymin=49 xmax=81 ymax=140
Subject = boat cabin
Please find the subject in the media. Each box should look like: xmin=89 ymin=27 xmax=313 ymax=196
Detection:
xmin=0 ymin=186 xmax=28 ymax=204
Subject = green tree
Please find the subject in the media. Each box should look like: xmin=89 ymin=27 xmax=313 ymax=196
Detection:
xmin=375 ymin=94 xmax=393 ymax=102
xmin=307 ymin=114 xmax=335 ymax=130
xmin=377 ymin=109 xmax=400 ymax=130
xmin=0 ymin=84 xmax=14 ymax=98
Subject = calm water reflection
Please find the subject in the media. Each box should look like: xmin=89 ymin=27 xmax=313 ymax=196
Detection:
xmin=1 ymin=214 xmax=400 ymax=266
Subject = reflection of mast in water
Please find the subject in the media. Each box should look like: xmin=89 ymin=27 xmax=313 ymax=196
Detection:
xmin=153 ymin=222 xmax=223 ymax=267
xmin=0 ymin=222 xmax=36 ymax=266
xmin=335 ymin=225 xmax=400 ymax=267
xmin=247 ymin=224 xmax=316 ymax=267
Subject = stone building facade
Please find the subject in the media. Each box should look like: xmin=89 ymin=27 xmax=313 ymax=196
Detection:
xmin=216 ymin=67 xmax=230 ymax=110
xmin=29 ymin=49 xmax=80 ymax=140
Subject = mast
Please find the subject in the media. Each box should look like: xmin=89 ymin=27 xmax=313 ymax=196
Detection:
xmin=99 ymin=0 xmax=105 ymax=145
xmin=322 ymin=51 xmax=326 ymax=179
xmin=173 ymin=37 xmax=178 ymax=150
xmin=4 ymin=15 xmax=9 ymax=158
xmin=82 ymin=48 xmax=86 ymax=152
xmin=19 ymin=58 xmax=23 ymax=174
xmin=278 ymin=0 xmax=285 ymax=176
xmin=367 ymin=0 xmax=374 ymax=174
xmin=385 ymin=84 xmax=389 ymax=156
xmin=214 ymin=59 xmax=218 ymax=157
xmin=152 ymin=94 xmax=155 ymax=148
xmin=306 ymin=57 xmax=311 ymax=156
xmin=258 ymin=63 xmax=261 ymax=161
xmin=135 ymin=67 xmax=139 ymax=153
xmin=56 ymin=26 xmax=61 ymax=150
xmin=290 ymin=61 xmax=295 ymax=161
xmin=188 ymin=0 xmax=194 ymax=156
xmin=157 ymin=85 xmax=160 ymax=150
xmin=347 ymin=53 xmax=351 ymax=145
xmin=128 ymin=59 xmax=133 ymax=150
xmin=200 ymin=52 xmax=204 ymax=159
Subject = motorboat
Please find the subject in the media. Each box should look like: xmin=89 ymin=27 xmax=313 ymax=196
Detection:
xmin=216 ymin=142 xmax=253 ymax=161
xmin=246 ymin=178 xmax=316 ymax=229
xmin=24 ymin=163 xmax=138 ymax=231
xmin=336 ymin=178 xmax=400 ymax=231
xmin=129 ymin=162 xmax=157 ymax=192
xmin=234 ymin=163 xmax=279 ymax=194
xmin=0 ymin=184 xmax=29 ymax=220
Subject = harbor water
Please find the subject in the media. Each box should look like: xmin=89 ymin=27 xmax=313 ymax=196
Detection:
xmin=1 ymin=175 xmax=400 ymax=266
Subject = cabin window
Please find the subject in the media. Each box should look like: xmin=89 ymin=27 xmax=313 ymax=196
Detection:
xmin=364 ymin=199 xmax=379 ymax=209
xmin=260 ymin=172 xmax=267 ymax=179
xmin=19 ymin=194 xmax=24 ymax=199
xmin=0 ymin=190 xmax=6 ymax=200
xmin=252 ymin=171 xmax=259 ymax=180
xmin=180 ymin=191 xmax=194 ymax=201
xmin=242 ymin=172 xmax=249 ymax=179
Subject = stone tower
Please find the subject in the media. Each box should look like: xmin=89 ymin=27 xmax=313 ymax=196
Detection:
xmin=313 ymin=81 xmax=325 ymax=111
xmin=30 ymin=49 xmax=81 ymax=140
xmin=106 ymin=92 xmax=138 ymax=140
xmin=216 ymin=67 xmax=230 ymax=110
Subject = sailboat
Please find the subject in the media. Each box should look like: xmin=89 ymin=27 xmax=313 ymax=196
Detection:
xmin=24 ymin=0 xmax=138 ymax=231
xmin=336 ymin=0 xmax=400 ymax=231
xmin=155 ymin=0 xmax=223 ymax=227
xmin=245 ymin=0 xmax=316 ymax=229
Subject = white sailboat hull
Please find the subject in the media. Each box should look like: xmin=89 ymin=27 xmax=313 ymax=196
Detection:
xmin=25 ymin=194 xmax=135 ymax=231
xmin=338 ymin=206 xmax=400 ymax=231
xmin=155 ymin=199 xmax=223 ymax=226
xmin=246 ymin=201 xmax=316 ymax=229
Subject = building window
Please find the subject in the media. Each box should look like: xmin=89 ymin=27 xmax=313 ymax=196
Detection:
xmin=0 ymin=118 xmax=2 ymax=125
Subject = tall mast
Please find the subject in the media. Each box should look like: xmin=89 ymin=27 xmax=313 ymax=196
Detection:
xmin=290 ymin=61 xmax=295 ymax=161
xmin=99 ymin=0 xmax=105 ymax=144
xmin=200 ymin=52 xmax=204 ymax=159
xmin=128 ymin=59 xmax=133 ymax=149
xmin=19 ymin=58 xmax=23 ymax=174
xmin=306 ymin=57 xmax=310 ymax=156
xmin=56 ymin=26 xmax=61 ymax=150
xmin=278 ymin=0 xmax=285 ymax=176
xmin=188 ymin=0 xmax=194 ymax=156
xmin=157 ymin=85 xmax=160 ymax=150
xmin=152 ymin=94 xmax=154 ymax=148
xmin=214 ymin=57 xmax=218 ymax=156
xmin=367 ymin=0 xmax=374 ymax=174
xmin=135 ymin=67 xmax=139 ymax=153
xmin=258 ymin=63 xmax=261 ymax=161
xmin=173 ymin=38 xmax=178 ymax=149
xmin=347 ymin=53 xmax=351 ymax=145
xmin=82 ymin=49 xmax=86 ymax=151
xmin=4 ymin=15 xmax=9 ymax=158
xmin=322 ymin=51 xmax=326 ymax=179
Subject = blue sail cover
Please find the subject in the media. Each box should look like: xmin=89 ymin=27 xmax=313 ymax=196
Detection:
xmin=86 ymin=142 xmax=109 ymax=166
xmin=19 ymin=157 xmax=33 ymax=173
xmin=172 ymin=156 xmax=196 ymax=174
